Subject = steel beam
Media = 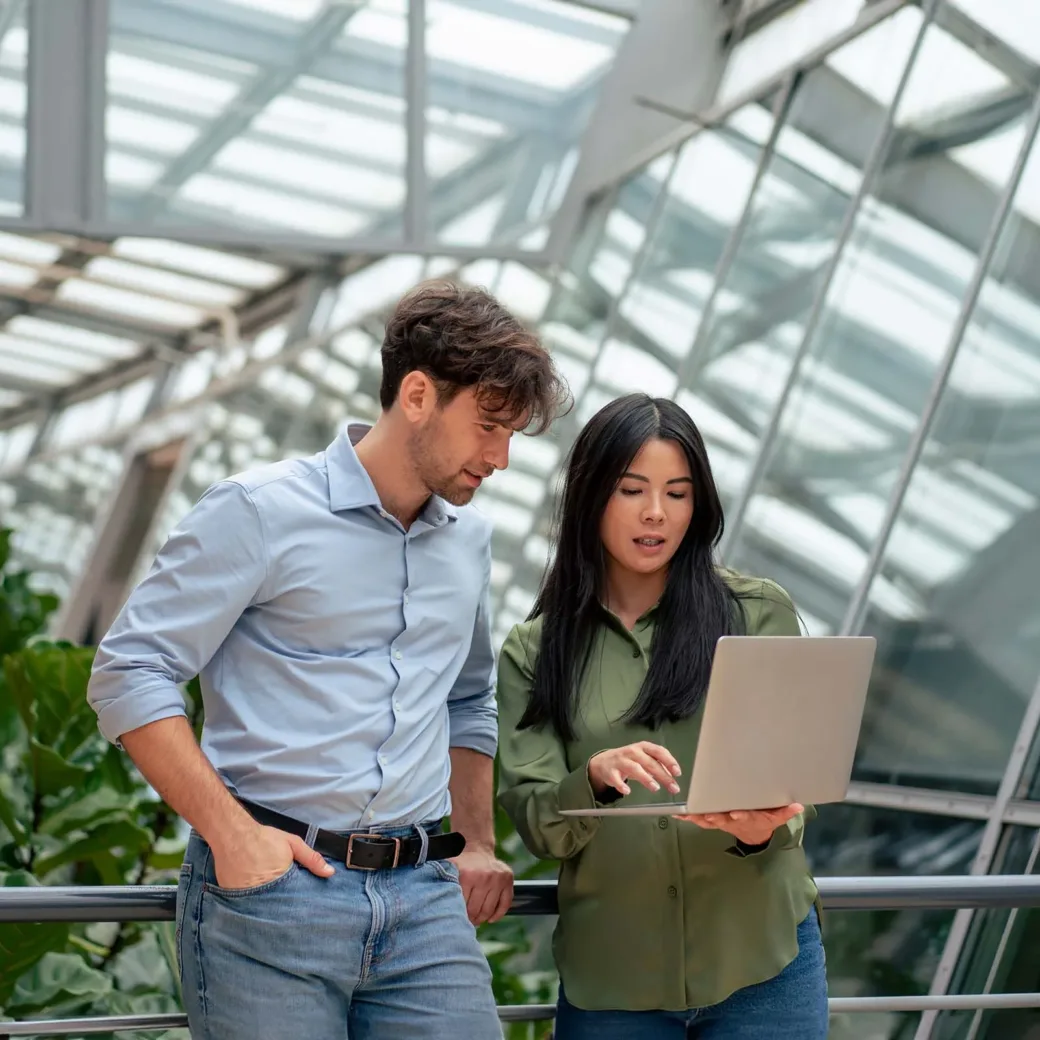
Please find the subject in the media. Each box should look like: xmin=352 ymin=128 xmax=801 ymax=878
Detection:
xmin=24 ymin=0 xmax=107 ymax=230
xmin=546 ymin=0 xmax=730 ymax=264
xmin=404 ymin=0 xmax=427 ymax=244
xmin=599 ymin=0 xmax=911 ymax=197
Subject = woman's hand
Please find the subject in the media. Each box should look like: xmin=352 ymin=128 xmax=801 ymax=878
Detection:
xmin=673 ymin=804 xmax=803 ymax=846
xmin=588 ymin=741 xmax=683 ymax=798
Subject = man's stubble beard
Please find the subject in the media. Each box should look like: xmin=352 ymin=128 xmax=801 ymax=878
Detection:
xmin=407 ymin=423 xmax=476 ymax=507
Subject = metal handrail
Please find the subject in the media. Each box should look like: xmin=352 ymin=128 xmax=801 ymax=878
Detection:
xmin=5 ymin=874 xmax=1040 ymax=922
xmin=3 ymin=875 xmax=1040 ymax=1036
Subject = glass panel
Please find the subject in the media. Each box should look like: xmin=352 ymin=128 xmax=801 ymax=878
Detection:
xmin=671 ymin=61 xmax=872 ymax=525
xmin=718 ymin=0 xmax=866 ymax=106
xmin=611 ymin=100 xmax=779 ymax=401
xmin=106 ymin=0 xmax=408 ymax=238
xmin=853 ymin=115 xmax=1040 ymax=794
xmin=806 ymin=804 xmax=983 ymax=1040
xmin=488 ymin=156 xmax=675 ymax=641
xmin=949 ymin=0 xmax=1040 ymax=65
xmin=0 ymin=0 xmax=27 ymax=217
xmin=427 ymin=0 xmax=629 ymax=248
xmin=724 ymin=17 xmax=1030 ymax=645
xmin=934 ymin=826 xmax=1040 ymax=1040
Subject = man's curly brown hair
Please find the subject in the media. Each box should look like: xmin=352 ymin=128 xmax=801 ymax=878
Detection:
xmin=379 ymin=280 xmax=570 ymax=435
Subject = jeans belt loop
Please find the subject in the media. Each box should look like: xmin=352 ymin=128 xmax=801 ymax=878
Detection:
xmin=414 ymin=823 xmax=430 ymax=867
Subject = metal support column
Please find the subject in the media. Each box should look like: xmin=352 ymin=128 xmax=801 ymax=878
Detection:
xmin=917 ymin=673 xmax=1040 ymax=1039
xmin=405 ymin=0 xmax=428 ymax=244
xmin=24 ymin=0 xmax=108 ymax=232
xmin=965 ymin=827 xmax=1040 ymax=1040
xmin=717 ymin=0 xmax=939 ymax=561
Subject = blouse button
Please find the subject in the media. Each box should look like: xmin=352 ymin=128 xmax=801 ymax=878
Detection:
xmin=658 ymin=818 xmax=668 ymax=830
xmin=667 ymin=886 xmax=678 ymax=898
xmin=631 ymin=647 xmax=640 ymax=658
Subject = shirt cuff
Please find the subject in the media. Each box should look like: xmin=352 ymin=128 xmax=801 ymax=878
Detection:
xmin=557 ymin=756 xmax=624 ymax=812
xmin=445 ymin=707 xmax=497 ymax=757
xmin=726 ymin=837 xmax=772 ymax=858
xmin=92 ymin=681 xmax=189 ymax=746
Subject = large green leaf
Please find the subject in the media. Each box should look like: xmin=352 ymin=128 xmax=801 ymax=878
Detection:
xmin=33 ymin=819 xmax=153 ymax=879
xmin=38 ymin=788 xmax=132 ymax=839
xmin=0 ymin=781 xmax=26 ymax=844
xmin=0 ymin=539 xmax=61 ymax=656
xmin=0 ymin=874 xmax=68 ymax=1005
xmin=5 ymin=644 xmax=97 ymax=756
xmin=7 ymin=951 xmax=112 ymax=1015
xmin=110 ymin=930 xmax=177 ymax=996
xmin=28 ymin=740 xmax=90 ymax=799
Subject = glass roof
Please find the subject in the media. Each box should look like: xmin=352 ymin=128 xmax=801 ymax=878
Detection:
xmin=0 ymin=228 xmax=287 ymax=417
xmin=105 ymin=0 xmax=629 ymax=245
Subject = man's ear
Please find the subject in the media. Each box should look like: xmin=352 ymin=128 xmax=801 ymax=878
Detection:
xmin=397 ymin=370 xmax=437 ymax=423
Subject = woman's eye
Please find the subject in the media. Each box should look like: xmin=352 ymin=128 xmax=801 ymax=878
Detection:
xmin=668 ymin=491 xmax=688 ymax=500
xmin=481 ymin=424 xmax=497 ymax=433
xmin=619 ymin=487 xmax=641 ymax=496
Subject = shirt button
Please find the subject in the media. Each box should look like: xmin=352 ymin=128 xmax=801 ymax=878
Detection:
xmin=394 ymin=650 xmax=402 ymax=661
xmin=658 ymin=818 xmax=668 ymax=830
xmin=631 ymin=647 xmax=640 ymax=658
xmin=368 ymin=810 xmax=375 ymax=819
xmin=667 ymin=886 xmax=678 ymax=898
xmin=404 ymin=593 xmax=410 ymax=605
xmin=393 ymin=700 xmax=401 ymax=711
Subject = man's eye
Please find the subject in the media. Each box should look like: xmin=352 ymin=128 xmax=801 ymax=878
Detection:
xmin=481 ymin=424 xmax=497 ymax=433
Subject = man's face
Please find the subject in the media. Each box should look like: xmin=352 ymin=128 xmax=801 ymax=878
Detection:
xmin=408 ymin=387 xmax=516 ymax=506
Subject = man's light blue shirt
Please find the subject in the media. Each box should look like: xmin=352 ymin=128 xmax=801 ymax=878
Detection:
xmin=87 ymin=425 xmax=498 ymax=830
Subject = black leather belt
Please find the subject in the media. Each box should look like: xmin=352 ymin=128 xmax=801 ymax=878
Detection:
xmin=237 ymin=797 xmax=466 ymax=870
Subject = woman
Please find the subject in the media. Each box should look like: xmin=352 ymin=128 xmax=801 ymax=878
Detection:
xmin=496 ymin=394 xmax=826 ymax=1039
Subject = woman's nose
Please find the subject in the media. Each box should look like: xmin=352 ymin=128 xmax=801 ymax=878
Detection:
xmin=642 ymin=498 xmax=666 ymax=522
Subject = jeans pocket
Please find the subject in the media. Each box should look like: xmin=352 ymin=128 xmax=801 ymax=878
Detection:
xmin=429 ymin=859 xmax=461 ymax=885
xmin=175 ymin=863 xmax=193 ymax=952
xmin=205 ymin=861 xmax=299 ymax=899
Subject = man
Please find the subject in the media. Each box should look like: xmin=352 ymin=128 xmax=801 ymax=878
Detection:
xmin=86 ymin=280 xmax=569 ymax=1039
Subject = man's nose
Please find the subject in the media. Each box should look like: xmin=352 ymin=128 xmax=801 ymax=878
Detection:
xmin=485 ymin=440 xmax=510 ymax=472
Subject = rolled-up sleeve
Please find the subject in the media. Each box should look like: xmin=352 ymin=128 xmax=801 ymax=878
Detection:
xmin=87 ymin=479 xmax=268 ymax=744
xmin=446 ymin=537 xmax=497 ymax=759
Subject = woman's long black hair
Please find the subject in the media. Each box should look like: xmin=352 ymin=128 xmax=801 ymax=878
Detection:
xmin=519 ymin=393 xmax=745 ymax=742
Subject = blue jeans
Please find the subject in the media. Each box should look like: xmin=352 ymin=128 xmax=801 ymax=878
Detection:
xmin=175 ymin=825 xmax=501 ymax=1039
xmin=554 ymin=907 xmax=828 ymax=1039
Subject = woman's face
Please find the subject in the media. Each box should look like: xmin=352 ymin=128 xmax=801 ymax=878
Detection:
xmin=599 ymin=437 xmax=694 ymax=577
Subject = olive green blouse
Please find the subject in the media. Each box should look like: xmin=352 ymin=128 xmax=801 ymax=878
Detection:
xmin=495 ymin=572 xmax=820 ymax=1012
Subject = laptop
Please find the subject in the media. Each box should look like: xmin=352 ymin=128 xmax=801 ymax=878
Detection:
xmin=560 ymin=635 xmax=876 ymax=817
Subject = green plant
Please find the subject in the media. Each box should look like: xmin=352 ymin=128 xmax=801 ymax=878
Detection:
xmin=0 ymin=529 xmax=192 ymax=1039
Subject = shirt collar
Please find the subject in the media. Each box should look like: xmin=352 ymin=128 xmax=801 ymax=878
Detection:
xmin=325 ymin=423 xmax=457 ymax=525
